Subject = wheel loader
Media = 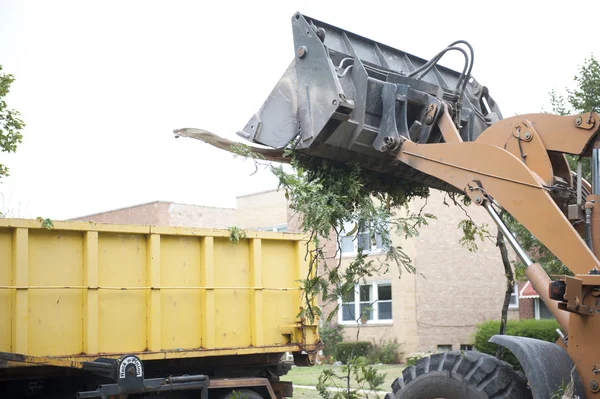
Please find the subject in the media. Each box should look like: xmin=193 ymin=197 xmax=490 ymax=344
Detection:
xmin=177 ymin=12 xmax=600 ymax=399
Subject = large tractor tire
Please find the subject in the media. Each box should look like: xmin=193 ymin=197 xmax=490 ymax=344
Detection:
xmin=390 ymin=351 xmax=532 ymax=399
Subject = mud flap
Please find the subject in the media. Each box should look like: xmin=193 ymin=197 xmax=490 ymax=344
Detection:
xmin=489 ymin=335 xmax=585 ymax=399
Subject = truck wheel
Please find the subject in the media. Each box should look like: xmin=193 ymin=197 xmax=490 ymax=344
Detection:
xmin=391 ymin=351 xmax=532 ymax=399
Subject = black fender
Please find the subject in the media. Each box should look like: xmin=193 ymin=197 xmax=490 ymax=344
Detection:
xmin=489 ymin=334 xmax=586 ymax=399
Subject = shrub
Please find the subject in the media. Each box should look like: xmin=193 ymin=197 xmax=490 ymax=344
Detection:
xmin=335 ymin=341 xmax=373 ymax=364
xmin=367 ymin=338 xmax=404 ymax=364
xmin=475 ymin=319 xmax=560 ymax=368
xmin=405 ymin=352 xmax=431 ymax=366
xmin=320 ymin=323 xmax=345 ymax=358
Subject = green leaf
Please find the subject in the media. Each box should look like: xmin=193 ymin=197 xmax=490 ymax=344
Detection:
xmin=227 ymin=226 xmax=247 ymax=244
xmin=0 ymin=64 xmax=26 ymax=179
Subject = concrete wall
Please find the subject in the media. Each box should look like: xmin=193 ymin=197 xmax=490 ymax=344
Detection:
xmin=410 ymin=190 xmax=519 ymax=353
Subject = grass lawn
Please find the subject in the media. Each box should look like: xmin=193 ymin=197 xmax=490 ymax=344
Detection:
xmin=292 ymin=388 xmax=324 ymax=399
xmin=285 ymin=364 xmax=405 ymax=391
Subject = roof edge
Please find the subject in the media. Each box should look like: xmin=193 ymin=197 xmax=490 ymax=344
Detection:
xmin=70 ymin=200 xmax=235 ymax=220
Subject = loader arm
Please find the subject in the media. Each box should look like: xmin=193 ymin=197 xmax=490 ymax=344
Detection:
xmin=179 ymin=12 xmax=600 ymax=398
xmin=394 ymin=108 xmax=600 ymax=398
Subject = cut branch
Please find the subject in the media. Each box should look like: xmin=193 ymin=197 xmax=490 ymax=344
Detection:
xmin=173 ymin=128 xmax=291 ymax=163
xmin=496 ymin=209 xmax=515 ymax=359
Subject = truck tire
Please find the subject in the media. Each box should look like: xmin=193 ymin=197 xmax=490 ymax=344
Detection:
xmin=391 ymin=351 xmax=532 ymax=399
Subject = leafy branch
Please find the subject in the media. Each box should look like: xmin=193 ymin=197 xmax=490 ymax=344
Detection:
xmin=227 ymin=226 xmax=247 ymax=244
xmin=0 ymin=65 xmax=25 ymax=179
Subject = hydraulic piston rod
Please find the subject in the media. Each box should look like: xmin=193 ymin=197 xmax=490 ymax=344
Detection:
xmin=484 ymin=202 xmax=569 ymax=332
xmin=485 ymin=203 xmax=532 ymax=266
xmin=593 ymin=149 xmax=600 ymax=195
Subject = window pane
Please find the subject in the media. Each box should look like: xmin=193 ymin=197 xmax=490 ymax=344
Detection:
xmin=359 ymin=285 xmax=372 ymax=302
xmin=340 ymin=236 xmax=354 ymax=253
xmin=357 ymin=232 xmax=370 ymax=252
xmin=359 ymin=303 xmax=373 ymax=320
xmin=378 ymin=301 xmax=392 ymax=320
xmin=370 ymin=231 xmax=377 ymax=248
xmin=539 ymin=299 xmax=554 ymax=319
xmin=378 ymin=284 xmax=392 ymax=301
xmin=374 ymin=232 xmax=383 ymax=249
xmin=437 ymin=345 xmax=452 ymax=352
xmin=341 ymin=220 xmax=356 ymax=235
xmin=342 ymin=304 xmax=355 ymax=321
xmin=342 ymin=289 xmax=355 ymax=303
xmin=509 ymin=284 xmax=518 ymax=307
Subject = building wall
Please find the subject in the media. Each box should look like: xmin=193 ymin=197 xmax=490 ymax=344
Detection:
xmin=519 ymin=298 xmax=535 ymax=319
xmin=285 ymin=188 xmax=519 ymax=357
xmin=314 ymin=211 xmax=419 ymax=359
xmin=518 ymin=281 xmax=536 ymax=319
xmin=167 ymin=202 xmax=235 ymax=228
xmin=410 ymin=190 xmax=519 ymax=353
xmin=72 ymin=201 xmax=168 ymax=226
xmin=73 ymin=201 xmax=235 ymax=229
xmin=237 ymin=189 xmax=289 ymax=230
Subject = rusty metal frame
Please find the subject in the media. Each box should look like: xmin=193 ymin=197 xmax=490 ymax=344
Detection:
xmin=0 ymin=343 xmax=321 ymax=369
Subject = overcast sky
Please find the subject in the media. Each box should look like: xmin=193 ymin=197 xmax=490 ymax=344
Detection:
xmin=0 ymin=0 xmax=597 ymax=220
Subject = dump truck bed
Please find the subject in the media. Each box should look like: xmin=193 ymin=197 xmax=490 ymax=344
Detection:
xmin=0 ymin=218 xmax=317 ymax=370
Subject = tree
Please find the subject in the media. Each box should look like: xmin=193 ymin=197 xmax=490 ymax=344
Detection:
xmin=0 ymin=64 xmax=25 ymax=179
xmin=548 ymin=54 xmax=600 ymax=182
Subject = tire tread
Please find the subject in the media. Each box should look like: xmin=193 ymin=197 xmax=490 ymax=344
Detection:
xmin=391 ymin=351 xmax=531 ymax=399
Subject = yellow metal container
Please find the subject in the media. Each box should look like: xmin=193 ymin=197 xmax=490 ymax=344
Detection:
xmin=0 ymin=218 xmax=318 ymax=366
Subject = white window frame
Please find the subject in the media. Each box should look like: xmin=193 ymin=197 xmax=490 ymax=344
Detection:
xmin=339 ymin=218 xmax=390 ymax=258
xmin=437 ymin=344 xmax=453 ymax=352
xmin=338 ymin=281 xmax=393 ymax=325
xmin=257 ymin=224 xmax=287 ymax=232
xmin=509 ymin=283 xmax=519 ymax=309
xmin=534 ymin=298 xmax=554 ymax=320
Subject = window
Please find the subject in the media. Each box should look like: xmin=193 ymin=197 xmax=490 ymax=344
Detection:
xmin=460 ymin=344 xmax=473 ymax=351
xmin=257 ymin=224 xmax=287 ymax=232
xmin=437 ymin=345 xmax=452 ymax=352
xmin=509 ymin=284 xmax=519 ymax=309
xmin=339 ymin=218 xmax=390 ymax=255
xmin=339 ymin=281 xmax=393 ymax=324
xmin=534 ymin=298 xmax=554 ymax=320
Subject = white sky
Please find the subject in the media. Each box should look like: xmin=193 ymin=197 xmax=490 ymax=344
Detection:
xmin=0 ymin=0 xmax=597 ymax=220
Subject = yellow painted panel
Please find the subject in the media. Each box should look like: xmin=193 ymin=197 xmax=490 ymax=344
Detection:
xmin=28 ymin=230 xmax=83 ymax=356
xmin=213 ymin=238 xmax=251 ymax=348
xmin=0 ymin=219 xmax=317 ymax=361
xmin=262 ymin=240 xmax=298 ymax=345
xmin=160 ymin=236 xmax=202 ymax=350
xmin=0 ymin=229 xmax=12 ymax=352
xmin=98 ymin=233 xmax=147 ymax=353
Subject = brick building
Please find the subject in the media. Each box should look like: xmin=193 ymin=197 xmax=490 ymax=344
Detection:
xmin=73 ymin=188 xmax=520 ymax=358
xmin=517 ymin=280 xmax=554 ymax=320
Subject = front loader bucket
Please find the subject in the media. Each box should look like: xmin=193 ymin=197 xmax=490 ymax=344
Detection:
xmin=237 ymin=12 xmax=502 ymax=190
